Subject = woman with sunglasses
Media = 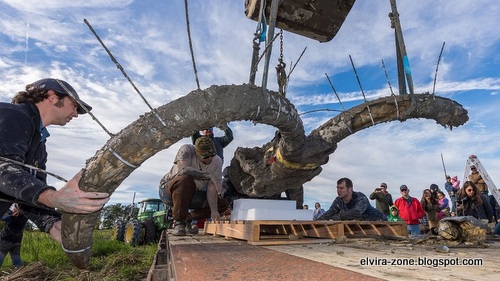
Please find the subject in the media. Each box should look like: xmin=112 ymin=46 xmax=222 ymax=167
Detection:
xmin=456 ymin=181 xmax=494 ymax=222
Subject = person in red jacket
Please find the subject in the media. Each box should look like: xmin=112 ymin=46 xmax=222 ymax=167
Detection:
xmin=394 ymin=185 xmax=425 ymax=235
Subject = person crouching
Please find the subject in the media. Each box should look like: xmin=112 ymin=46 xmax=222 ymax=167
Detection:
xmin=159 ymin=136 xmax=225 ymax=236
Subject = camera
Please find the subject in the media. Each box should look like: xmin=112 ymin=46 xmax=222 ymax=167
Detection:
xmin=375 ymin=188 xmax=382 ymax=191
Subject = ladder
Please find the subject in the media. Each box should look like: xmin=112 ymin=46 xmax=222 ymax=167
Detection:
xmin=465 ymin=155 xmax=500 ymax=205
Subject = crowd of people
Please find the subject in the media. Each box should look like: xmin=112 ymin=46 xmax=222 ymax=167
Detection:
xmin=306 ymin=163 xmax=499 ymax=236
xmin=158 ymin=137 xmax=500 ymax=238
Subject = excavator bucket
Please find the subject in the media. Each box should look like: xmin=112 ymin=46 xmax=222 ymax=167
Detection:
xmin=245 ymin=0 xmax=356 ymax=43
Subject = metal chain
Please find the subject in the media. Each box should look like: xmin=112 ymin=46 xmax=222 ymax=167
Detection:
xmin=276 ymin=30 xmax=287 ymax=96
xmin=249 ymin=33 xmax=261 ymax=84
xmin=279 ymin=29 xmax=284 ymax=63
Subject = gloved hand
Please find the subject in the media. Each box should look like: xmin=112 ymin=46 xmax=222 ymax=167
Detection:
xmin=219 ymin=122 xmax=229 ymax=130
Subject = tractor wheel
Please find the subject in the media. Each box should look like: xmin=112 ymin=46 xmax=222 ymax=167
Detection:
xmin=142 ymin=220 xmax=157 ymax=244
xmin=125 ymin=219 xmax=144 ymax=246
xmin=112 ymin=220 xmax=125 ymax=242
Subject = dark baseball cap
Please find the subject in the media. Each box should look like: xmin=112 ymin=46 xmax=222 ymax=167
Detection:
xmin=28 ymin=78 xmax=92 ymax=114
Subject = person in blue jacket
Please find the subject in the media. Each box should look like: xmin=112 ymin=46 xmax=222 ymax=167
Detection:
xmin=316 ymin=177 xmax=385 ymax=221
xmin=0 ymin=78 xmax=109 ymax=243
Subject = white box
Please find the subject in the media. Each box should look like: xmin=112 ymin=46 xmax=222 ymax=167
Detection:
xmin=230 ymin=208 xmax=313 ymax=221
xmin=232 ymin=198 xmax=296 ymax=210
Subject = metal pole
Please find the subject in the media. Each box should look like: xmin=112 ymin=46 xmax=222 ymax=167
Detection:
xmin=395 ymin=31 xmax=406 ymax=95
xmin=261 ymin=0 xmax=280 ymax=93
xmin=441 ymin=153 xmax=448 ymax=180
xmin=389 ymin=0 xmax=414 ymax=95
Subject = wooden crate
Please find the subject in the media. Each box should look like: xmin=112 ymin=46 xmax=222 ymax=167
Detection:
xmin=204 ymin=220 xmax=407 ymax=245
xmin=342 ymin=221 xmax=407 ymax=237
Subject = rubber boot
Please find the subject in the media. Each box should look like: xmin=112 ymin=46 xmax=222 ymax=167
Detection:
xmin=172 ymin=221 xmax=187 ymax=236
xmin=186 ymin=223 xmax=199 ymax=235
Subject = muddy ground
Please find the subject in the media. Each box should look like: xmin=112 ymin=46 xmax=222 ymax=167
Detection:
xmin=165 ymin=229 xmax=500 ymax=281
xmin=266 ymin=235 xmax=500 ymax=281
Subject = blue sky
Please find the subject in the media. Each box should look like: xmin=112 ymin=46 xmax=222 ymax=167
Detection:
xmin=1 ymin=0 xmax=499 ymax=209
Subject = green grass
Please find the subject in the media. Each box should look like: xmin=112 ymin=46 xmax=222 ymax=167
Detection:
xmin=0 ymin=230 xmax=158 ymax=281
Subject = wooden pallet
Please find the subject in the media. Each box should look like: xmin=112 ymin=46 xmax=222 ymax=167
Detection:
xmin=204 ymin=220 xmax=407 ymax=245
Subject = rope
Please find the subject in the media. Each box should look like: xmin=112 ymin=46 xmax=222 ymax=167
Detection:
xmin=184 ymin=0 xmax=201 ymax=90
xmin=287 ymin=46 xmax=307 ymax=81
xmin=61 ymin=245 xmax=92 ymax=254
xmin=54 ymin=78 xmax=114 ymax=138
xmin=84 ymin=19 xmax=167 ymax=127
xmin=432 ymin=42 xmax=446 ymax=96
xmin=392 ymin=95 xmax=400 ymax=119
xmin=381 ymin=59 xmax=395 ymax=96
xmin=299 ymin=108 xmax=342 ymax=115
xmin=325 ymin=73 xmax=353 ymax=133
xmin=0 ymin=156 xmax=68 ymax=182
xmin=106 ymin=146 xmax=138 ymax=169
xmin=349 ymin=55 xmax=375 ymax=125
xmin=325 ymin=73 xmax=347 ymax=112
xmin=381 ymin=59 xmax=400 ymax=118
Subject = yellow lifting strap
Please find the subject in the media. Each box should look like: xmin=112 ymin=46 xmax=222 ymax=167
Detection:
xmin=275 ymin=147 xmax=318 ymax=171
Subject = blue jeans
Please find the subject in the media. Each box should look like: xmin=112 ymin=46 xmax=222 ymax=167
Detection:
xmin=158 ymin=186 xmax=173 ymax=206
xmin=450 ymin=196 xmax=456 ymax=213
xmin=407 ymin=224 xmax=421 ymax=235
xmin=494 ymin=223 xmax=500 ymax=235
xmin=0 ymin=244 xmax=22 ymax=267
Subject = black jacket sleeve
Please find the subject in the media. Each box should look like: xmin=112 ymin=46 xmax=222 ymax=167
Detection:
xmin=0 ymin=105 xmax=55 ymax=207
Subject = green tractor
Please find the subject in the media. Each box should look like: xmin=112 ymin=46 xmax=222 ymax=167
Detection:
xmin=112 ymin=198 xmax=172 ymax=246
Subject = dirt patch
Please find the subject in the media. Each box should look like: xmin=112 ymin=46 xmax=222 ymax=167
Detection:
xmin=265 ymin=235 xmax=500 ymax=281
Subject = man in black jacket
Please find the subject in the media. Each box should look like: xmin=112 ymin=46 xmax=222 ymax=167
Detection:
xmin=0 ymin=78 xmax=109 ymax=243
xmin=317 ymin=177 xmax=385 ymax=221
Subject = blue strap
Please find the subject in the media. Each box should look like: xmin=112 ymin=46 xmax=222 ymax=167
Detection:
xmin=403 ymin=54 xmax=412 ymax=75
xmin=256 ymin=2 xmax=267 ymax=42
xmin=259 ymin=23 xmax=267 ymax=42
